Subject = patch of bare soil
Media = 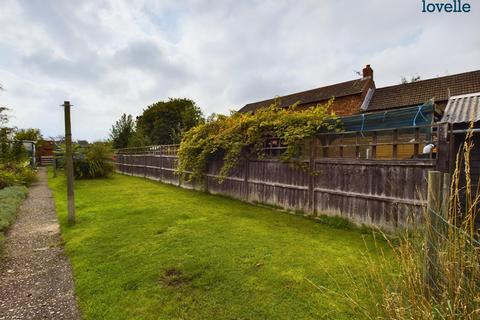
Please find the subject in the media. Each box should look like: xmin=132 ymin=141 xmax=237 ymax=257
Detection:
xmin=0 ymin=167 xmax=80 ymax=320
xmin=161 ymin=268 xmax=191 ymax=288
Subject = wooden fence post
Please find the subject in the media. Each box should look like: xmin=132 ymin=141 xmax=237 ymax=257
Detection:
xmin=62 ymin=101 xmax=75 ymax=225
xmin=144 ymin=153 xmax=147 ymax=178
xmin=442 ymin=173 xmax=451 ymax=216
xmin=393 ymin=129 xmax=398 ymax=159
xmin=308 ymin=138 xmax=316 ymax=214
xmin=424 ymin=170 xmax=442 ymax=293
xmin=53 ymin=153 xmax=57 ymax=178
xmin=436 ymin=123 xmax=451 ymax=172
xmin=244 ymin=158 xmax=250 ymax=201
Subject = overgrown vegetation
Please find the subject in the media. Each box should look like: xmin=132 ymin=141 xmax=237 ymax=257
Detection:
xmin=321 ymin=126 xmax=480 ymax=319
xmin=49 ymin=170 xmax=388 ymax=320
xmin=0 ymin=186 xmax=28 ymax=255
xmin=54 ymin=141 xmax=114 ymax=179
xmin=0 ymin=106 xmax=37 ymax=189
xmin=376 ymin=127 xmax=479 ymax=319
xmin=178 ymin=99 xmax=340 ymax=181
xmin=73 ymin=142 xmax=114 ymax=179
xmin=0 ymin=162 xmax=36 ymax=189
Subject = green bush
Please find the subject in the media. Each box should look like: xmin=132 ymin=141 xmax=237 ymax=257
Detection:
xmin=0 ymin=161 xmax=36 ymax=189
xmin=74 ymin=142 xmax=114 ymax=179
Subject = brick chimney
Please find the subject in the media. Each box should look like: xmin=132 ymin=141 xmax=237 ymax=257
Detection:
xmin=362 ymin=64 xmax=373 ymax=80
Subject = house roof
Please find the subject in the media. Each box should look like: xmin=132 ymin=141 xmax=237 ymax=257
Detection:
xmin=441 ymin=92 xmax=480 ymax=124
xmin=239 ymin=78 xmax=370 ymax=113
xmin=368 ymin=70 xmax=480 ymax=111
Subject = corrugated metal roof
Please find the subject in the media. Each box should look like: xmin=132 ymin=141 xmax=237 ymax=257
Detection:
xmin=441 ymin=92 xmax=480 ymax=124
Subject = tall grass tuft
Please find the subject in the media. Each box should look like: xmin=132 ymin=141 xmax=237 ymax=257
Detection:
xmin=313 ymin=125 xmax=479 ymax=319
xmin=377 ymin=126 xmax=479 ymax=319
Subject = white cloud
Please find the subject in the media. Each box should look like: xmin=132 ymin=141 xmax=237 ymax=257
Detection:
xmin=0 ymin=0 xmax=479 ymax=140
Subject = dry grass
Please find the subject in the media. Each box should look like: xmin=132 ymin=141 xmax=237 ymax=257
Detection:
xmin=314 ymin=125 xmax=480 ymax=319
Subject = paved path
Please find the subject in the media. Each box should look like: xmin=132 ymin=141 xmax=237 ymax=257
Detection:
xmin=0 ymin=167 xmax=81 ymax=320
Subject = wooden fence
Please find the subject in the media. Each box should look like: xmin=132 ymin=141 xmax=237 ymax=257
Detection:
xmin=115 ymin=124 xmax=452 ymax=229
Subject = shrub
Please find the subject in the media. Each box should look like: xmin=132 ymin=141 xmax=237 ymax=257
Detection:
xmin=0 ymin=161 xmax=36 ymax=189
xmin=74 ymin=142 xmax=114 ymax=179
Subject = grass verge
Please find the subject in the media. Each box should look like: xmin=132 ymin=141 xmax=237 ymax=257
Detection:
xmin=49 ymin=171 xmax=390 ymax=320
xmin=0 ymin=186 xmax=28 ymax=256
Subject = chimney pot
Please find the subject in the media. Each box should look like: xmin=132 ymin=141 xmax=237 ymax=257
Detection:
xmin=362 ymin=64 xmax=373 ymax=80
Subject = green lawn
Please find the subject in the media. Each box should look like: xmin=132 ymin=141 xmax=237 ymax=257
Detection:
xmin=48 ymin=172 xmax=388 ymax=320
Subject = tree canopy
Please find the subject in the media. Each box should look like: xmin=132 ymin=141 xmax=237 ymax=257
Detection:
xmin=109 ymin=113 xmax=135 ymax=149
xmin=136 ymin=98 xmax=204 ymax=145
xmin=15 ymin=128 xmax=42 ymax=142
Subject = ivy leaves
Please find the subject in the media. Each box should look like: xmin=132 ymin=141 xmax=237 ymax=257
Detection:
xmin=177 ymin=99 xmax=340 ymax=182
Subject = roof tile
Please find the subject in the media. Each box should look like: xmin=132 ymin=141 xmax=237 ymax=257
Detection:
xmin=239 ymin=78 xmax=369 ymax=113
xmin=368 ymin=70 xmax=480 ymax=111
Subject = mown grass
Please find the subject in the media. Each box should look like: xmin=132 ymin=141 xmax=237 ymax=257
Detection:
xmin=49 ymin=171 xmax=390 ymax=320
xmin=0 ymin=185 xmax=28 ymax=256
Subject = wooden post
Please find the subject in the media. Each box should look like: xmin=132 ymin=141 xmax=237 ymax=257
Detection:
xmin=307 ymin=138 xmax=316 ymax=214
xmin=62 ymin=101 xmax=75 ymax=225
xmin=144 ymin=152 xmax=147 ymax=178
xmin=414 ymin=127 xmax=420 ymax=159
xmin=436 ymin=123 xmax=451 ymax=172
xmin=244 ymin=158 xmax=250 ymax=201
xmin=53 ymin=152 xmax=57 ymax=178
xmin=425 ymin=170 xmax=442 ymax=293
xmin=393 ymin=129 xmax=398 ymax=160
xmin=441 ymin=173 xmax=451 ymax=234
xmin=339 ymin=134 xmax=344 ymax=158
xmin=355 ymin=132 xmax=360 ymax=158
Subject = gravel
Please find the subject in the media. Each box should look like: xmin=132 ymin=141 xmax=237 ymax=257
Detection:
xmin=0 ymin=167 xmax=81 ymax=319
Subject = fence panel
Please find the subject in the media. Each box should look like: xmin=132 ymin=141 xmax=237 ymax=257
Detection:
xmin=116 ymin=155 xmax=436 ymax=229
xmin=114 ymin=125 xmax=449 ymax=229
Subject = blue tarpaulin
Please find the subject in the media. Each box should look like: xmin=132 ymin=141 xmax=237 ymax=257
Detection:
xmin=340 ymin=102 xmax=434 ymax=132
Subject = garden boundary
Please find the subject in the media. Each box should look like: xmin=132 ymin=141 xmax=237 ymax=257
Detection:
xmin=115 ymin=124 xmax=454 ymax=228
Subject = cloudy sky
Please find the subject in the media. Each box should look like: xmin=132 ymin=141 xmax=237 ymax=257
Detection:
xmin=0 ymin=0 xmax=479 ymax=140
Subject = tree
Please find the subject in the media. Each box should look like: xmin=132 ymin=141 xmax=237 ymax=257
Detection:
xmin=136 ymin=98 xmax=204 ymax=145
xmin=109 ymin=113 xmax=135 ymax=149
xmin=0 ymin=107 xmax=8 ymax=126
xmin=15 ymin=128 xmax=42 ymax=142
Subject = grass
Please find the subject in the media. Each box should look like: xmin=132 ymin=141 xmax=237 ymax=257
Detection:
xmin=48 ymin=171 xmax=390 ymax=320
xmin=0 ymin=185 xmax=28 ymax=256
xmin=365 ymin=127 xmax=480 ymax=319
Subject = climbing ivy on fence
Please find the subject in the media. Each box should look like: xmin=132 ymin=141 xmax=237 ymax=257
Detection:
xmin=177 ymin=99 xmax=341 ymax=181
